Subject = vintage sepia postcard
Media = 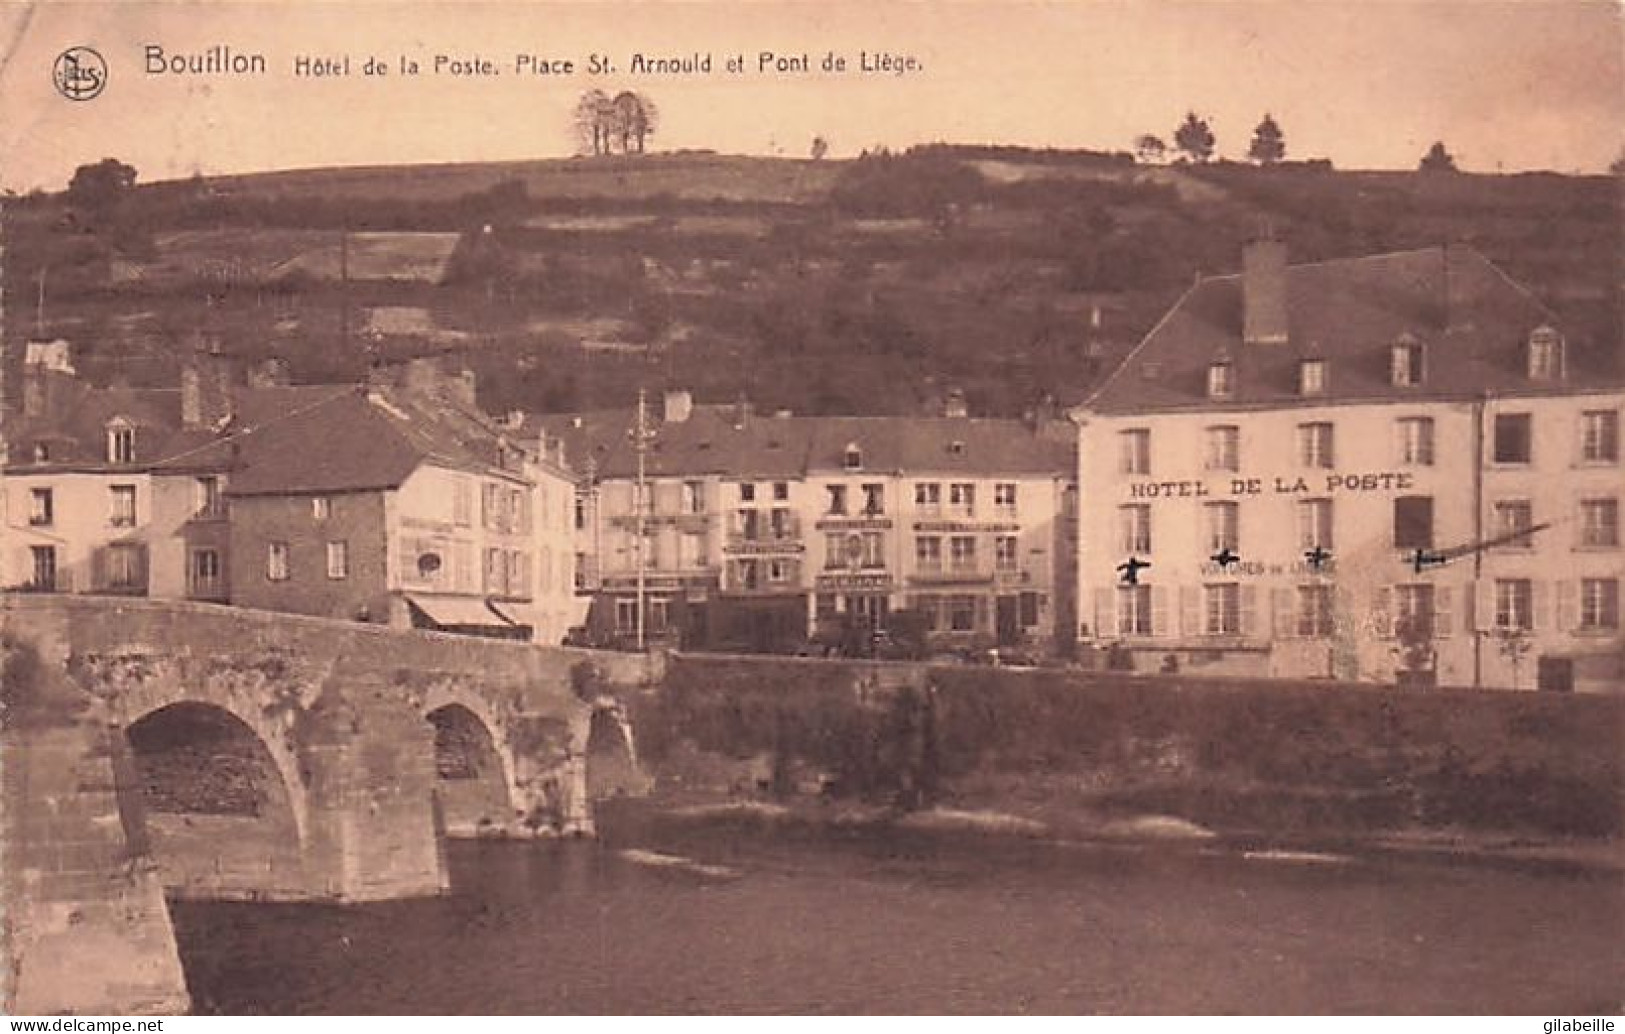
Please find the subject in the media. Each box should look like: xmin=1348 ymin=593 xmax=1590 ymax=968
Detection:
xmin=1 ymin=0 xmax=1621 ymax=1020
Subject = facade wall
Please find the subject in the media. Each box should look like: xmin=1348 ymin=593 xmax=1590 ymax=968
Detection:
xmin=1077 ymin=390 xmax=1624 ymax=690
xmin=229 ymin=490 xmax=392 ymax=621
xmin=3 ymin=471 xmax=157 ymax=595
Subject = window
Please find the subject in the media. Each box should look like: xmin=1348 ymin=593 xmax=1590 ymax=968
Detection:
xmin=737 ymin=509 xmax=761 ymax=540
xmin=1494 ymin=579 xmax=1533 ymax=632
xmin=916 ymin=536 xmax=942 ymax=574
xmin=1391 ymin=337 xmax=1425 ymax=387
xmin=1117 ymin=584 xmax=1152 ymax=636
xmin=768 ymin=559 xmax=792 ymax=584
xmin=1298 ymin=359 xmax=1326 ymax=396
xmin=994 ymin=483 xmax=1018 ymax=513
xmin=28 ymin=488 xmax=52 ymax=526
xmin=30 ymin=546 xmax=57 ymax=590
xmin=1297 ymin=498 xmax=1333 ymax=551
xmin=1527 ymin=326 xmax=1564 ymax=381
xmin=949 ymin=483 xmax=976 ymax=517
xmin=188 ymin=477 xmax=219 ymax=519
xmin=1204 ymin=425 xmax=1240 ymax=472
xmin=948 ymin=595 xmax=978 ymax=632
xmin=994 ymin=535 xmax=1019 ymax=571
xmin=311 ymin=496 xmax=331 ymax=520
xmin=1204 ymin=583 xmax=1240 ymax=635
xmin=736 ymin=558 xmax=761 ymax=590
xmin=1581 ymin=410 xmax=1619 ymax=463
xmin=1119 ymin=504 xmax=1152 ymax=554
xmin=681 ymin=531 xmax=706 ymax=568
xmin=615 ymin=599 xmax=638 ymax=633
xmin=915 ymin=482 xmax=941 ymax=513
xmin=647 ymin=598 xmax=669 ymax=631
xmin=109 ymin=485 xmax=137 ymax=527
xmin=31 ymin=442 xmax=48 ymax=462
xmin=1580 ymin=498 xmax=1619 ymax=547
xmin=1393 ymin=496 xmax=1434 ymax=551
xmin=1205 ymin=501 xmax=1239 ymax=553
xmin=773 ymin=481 xmax=789 ymax=502
xmin=861 ymin=483 xmax=885 ymax=516
xmin=1398 ymin=417 xmax=1435 ymax=466
xmin=573 ymin=492 xmax=586 ymax=531
xmin=1298 ymin=422 xmax=1334 ymax=468
xmin=860 ymin=532 xmax=885 ymax=569
xmin=453 ymin=479 xmax=473 ymax=526
xmin=1493 ymin=413 xmax=1532 ymax=464
xmin=826 ymin=484 xmax=848 ymax=515
xmin=1580 ymin=578 xmax=1620 ymax=631
xmin=1207 ymin=360 xmax=1234 ymax=399
xmin=266 ymin=542 xmax=290 ymax=581
xmin=683 ymin=480 xmax=705 ymax=514
xmin=824 ymin=533 xmax=846 ymax=569
xmin=843 ymin=443 xmax=863 ymax=470
xmin=326 ymin=541 xmax=349 ymax=580
xmin=770 ymin=508 xmax=793 ymax=540
xmin=1494 ymin=500 xmax=1535 ymax=550
xmin=190 ymin=549 xmax=221 ymax=592
xmin=1297 ymin=584 xmax=1334 ymax=637
xmin=950 ymin=536 xmax=977 ymax=572
xmin=739 ymin=482 xmax=756 ymax=502
xmin=1119 ymin=429 xmax=1151 ymax=476
xmin=1395 ymin=584 xmax=1436 ymax=640
xmin=106 ymin=422 xmax=135 ymax=464
xmin=485 ymin=548 xmax=505 ymax=593
xmin=102 ymin=545 xmax=140 ymax=589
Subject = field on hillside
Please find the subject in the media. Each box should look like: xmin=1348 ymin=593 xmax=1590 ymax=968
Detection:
xmin=4 ymin=149 xmax=1618 ymax=418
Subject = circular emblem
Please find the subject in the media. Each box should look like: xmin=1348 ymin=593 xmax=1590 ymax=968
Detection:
xmin=53 ymin=47 xmax=107 ymax=101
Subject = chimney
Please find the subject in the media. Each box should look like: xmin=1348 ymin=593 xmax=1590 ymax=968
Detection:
xmin=943 ymin=388 xmax=969 ymax=419
xmin=1242 ymin=237 xmax=1289 ymax=346
xmin=182 ymin=346 xmax=236 ymax=429
xmin=663 ymin=389 xmax=693 ymax=424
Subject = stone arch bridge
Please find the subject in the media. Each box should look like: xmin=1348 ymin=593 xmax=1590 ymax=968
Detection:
xmin=1 ymin=594 xmax=655 ymax=1014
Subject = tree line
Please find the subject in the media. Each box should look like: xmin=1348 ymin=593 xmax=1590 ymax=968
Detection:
xmin=1136 ymin=112 xmax=1461 ymax=172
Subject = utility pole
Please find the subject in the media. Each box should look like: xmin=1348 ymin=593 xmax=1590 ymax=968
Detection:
xmin=630 ymin=389 xmax=656 ymax=650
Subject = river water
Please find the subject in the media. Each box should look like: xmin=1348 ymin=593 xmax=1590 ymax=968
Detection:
xmin=170 ymin=810 xmax=1623 ymax=1015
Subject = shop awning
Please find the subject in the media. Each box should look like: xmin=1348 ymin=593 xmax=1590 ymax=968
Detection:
xmin=406 ymin=595 xmax=516 ymax=628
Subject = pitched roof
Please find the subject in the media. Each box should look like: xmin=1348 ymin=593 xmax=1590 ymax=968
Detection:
xmin=1085 ymin=244 xmax=1621 ymax=415
xmin=225 ymin=385 xmax=526 ymax=496
xmin=527 ymin=407 xmax=1074 ymax=481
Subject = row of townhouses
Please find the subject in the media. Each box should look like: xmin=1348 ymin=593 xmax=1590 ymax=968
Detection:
xmin=2 ymin=240 xmax=1620 ymax=691
xmin=524 ymin=394 xmax=1078 ymax=656
xmin=1 ymin=347 xmax=580 ymax=643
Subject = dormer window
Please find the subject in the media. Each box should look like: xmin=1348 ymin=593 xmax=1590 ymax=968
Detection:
xmin=1527 ymin=326 xmax=1565 ymax=381
xmin=843 ymin=443 xmax=863 ymax=470
xmin=1207 ymin=360 xmax=1234 ymax=400
xmin=32 ymin=442 xmax=49 ymax=463
xmin=1298 ymin=359 xmax=1327 ymax=396
xmin=106 ymin=419 xmax=135 ymax=464
xmin=948 ymin=440 xmax=966 ymax=456
xmin=1391 ymin=336 xmax=1426 ymax=388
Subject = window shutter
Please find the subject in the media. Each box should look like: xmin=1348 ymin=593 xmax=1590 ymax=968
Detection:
xmin=1151 ymin=586 xmax=1170 ymax=639
xmin=1092 ymin=588 xmax=1112 ymax=640
xmin=1556 ymin=580 xmax=1578 ymax=633
xmin=1270 ymin=587 xmax=1294 ymax=638
xmin=1240 ymin=585 xmax=1259 ymax=638
xmin=1179 ymin=586 xmax=1200 ymax=637
xmin=1434 ymin=586 xmax=1453 ymax=639
xmin=1531 ymin=579 xmax=1547 ymax=632
xmin=1374 ymin=587 xmax=1393 ymax=638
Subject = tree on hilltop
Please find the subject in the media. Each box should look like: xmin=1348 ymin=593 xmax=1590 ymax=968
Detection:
xmin=1173 ymin=112 xmax=1215 ymax=163
xmin=572 ymin=90 xmax=659 ymax=155
xmin=1247 ymin=114 xmax=1286 ymax=164
xmin=1134 ymin=134 xmax=1167 ymax=164
xmin=1419 ymin=141 xmax=1458 ymax=172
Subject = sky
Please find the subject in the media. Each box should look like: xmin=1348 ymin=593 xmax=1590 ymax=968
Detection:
xmin=0 ymin=0 xmax=1620 ymax=192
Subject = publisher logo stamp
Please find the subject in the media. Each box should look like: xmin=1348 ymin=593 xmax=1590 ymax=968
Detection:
xmin=53 ymin=46 xmax=107 ymax=101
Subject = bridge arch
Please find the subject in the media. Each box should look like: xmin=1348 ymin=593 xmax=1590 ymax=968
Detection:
xmin=121 ymin=700 xmax=307 ymax=897
xmin=420 ymin=688 xmax=522 ymax=833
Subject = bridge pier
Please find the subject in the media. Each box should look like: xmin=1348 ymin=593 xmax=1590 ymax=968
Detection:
xmin=1 ymin=721 xmax=190 ymax=1015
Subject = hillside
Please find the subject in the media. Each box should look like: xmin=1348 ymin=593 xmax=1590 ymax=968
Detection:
xmin=4 ymin=149 xmax=1619 ymax=418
